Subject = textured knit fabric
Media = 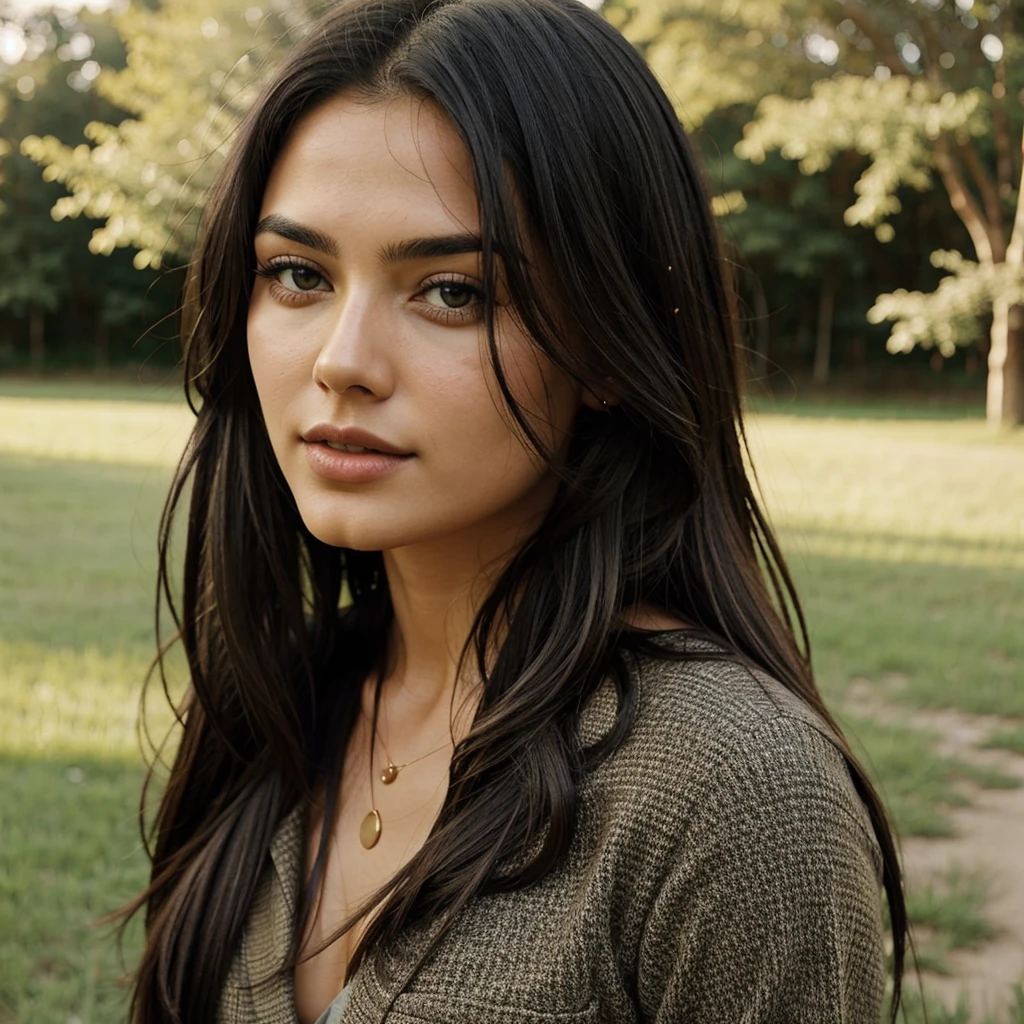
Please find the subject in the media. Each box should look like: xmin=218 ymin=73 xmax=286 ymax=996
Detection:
xmin=218 ymin=635 xmax=887 ymax=1024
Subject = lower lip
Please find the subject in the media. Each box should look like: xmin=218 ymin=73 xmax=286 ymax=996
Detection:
xmin=303 ymin=441 xmax=414 ymax=483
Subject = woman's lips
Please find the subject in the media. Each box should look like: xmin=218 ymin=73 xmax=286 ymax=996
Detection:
xmin=303 ymin=439 xmax=414 ymax=483
xmin=301 ymin=423 xmax=412 ymax=456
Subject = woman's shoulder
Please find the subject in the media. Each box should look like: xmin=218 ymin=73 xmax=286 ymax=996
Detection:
xmin=586 ymin=631 xmax=838 ymax=752
xmin=592 ymin=635 xmax=889 ymax=1021
xmin=635 ymin=632 xmax=844 ymax=752
xmin=581 ymin=632 xmax=880 ymax=870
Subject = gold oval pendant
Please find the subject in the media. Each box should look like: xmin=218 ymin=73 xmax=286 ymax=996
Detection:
xmin=381 ymin=762 xmax=400 ymax=785
xmin=359 ymin=809 xmax=382 ymax=849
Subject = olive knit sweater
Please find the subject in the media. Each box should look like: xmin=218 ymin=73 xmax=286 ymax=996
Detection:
xmin=218 ymin=636 xmax=887 ymax=1023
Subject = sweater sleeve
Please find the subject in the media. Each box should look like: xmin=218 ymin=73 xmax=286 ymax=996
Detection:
xmin=636 ymin=714 xmax=887 ymax=1024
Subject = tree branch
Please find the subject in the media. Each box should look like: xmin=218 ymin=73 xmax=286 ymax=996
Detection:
xmin=1005 ymin=129 xmax=1024 ymax=269
xmin=959 ymin=138 xmax=1007 ymax=261
xmin=992 ymin=62 xmax=1015 ymax=200
xmin=835 ymin=2 xmax=905 ymax=76
xmin=914 ymin=10 xmax=947 ymax=82
xmin=934 ymin=134 xmax=996 ymax=264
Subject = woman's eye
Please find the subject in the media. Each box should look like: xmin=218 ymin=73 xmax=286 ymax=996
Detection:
xmin=422 ymin=281 xmax=480 ymax=310
xmin=255 ymin=259 xmax=330 ymax=297
xmin=279 ymin=266 xmax=328 ymax=292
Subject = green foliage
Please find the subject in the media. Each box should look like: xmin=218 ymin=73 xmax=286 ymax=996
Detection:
xmin=4 ymin=0 xmax=1023 ymax=396
xmin=614 ymin=0 xmax=1024 ymax=379
xmin=898 ymin=991 xmax=972 ymax=1024
xmin=0 ymin=90 xmax=8 ymax=203
xmin=870 ymin=250 xmax=1024 ymax=356
xmin=1012 ymin=983 xmax=1024 ymax=1024
xmin=907 ymin=866 xmax=995 ymax=955
xmin=729 ymin=3 xmax=1024 ymax=362
xmin=840 ymin=712 xmax=1011 ymax=838
xmin=982 ymin=727 xmax=1024 ymax=756
xmin=0 ymin=64 xmax=79 ymax=317
xmin=737 ymin=76 xmax=985 ymax=238
xmin=606 ymin=0 xmax=809 ymax=130
xmin=0 ymin=140 xmax=8 ymax=213
xmin=718 ymin=149 xmax=868 ymax=278
xmin=21 ymin=0 xmax=321 ymax=267
xmin=0 ymin=10 xmax=184 ymax=367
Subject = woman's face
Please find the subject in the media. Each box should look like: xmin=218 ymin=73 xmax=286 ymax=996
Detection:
xmin=248 ymin=91 xmax=594 ymax=555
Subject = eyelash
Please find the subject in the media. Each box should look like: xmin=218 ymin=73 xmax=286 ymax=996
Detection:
xmin=253 ymin=257 xmax=487 ymax=325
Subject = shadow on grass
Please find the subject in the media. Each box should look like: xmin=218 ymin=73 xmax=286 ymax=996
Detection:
xmin=0 ymin=454 xmax=171 ymax=653
xmin=745 ymin=394 xmax=986 ymax=421
xmin=786 ymin=526 xmax=1024 ymax=569
xmin=0 ymin=752 xmax=150 ymax=1024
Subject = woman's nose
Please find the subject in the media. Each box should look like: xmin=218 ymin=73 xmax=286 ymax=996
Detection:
xmin=312 ymin=285 xmax=396 ymax=399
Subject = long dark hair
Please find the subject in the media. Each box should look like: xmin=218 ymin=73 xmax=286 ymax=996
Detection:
xmin=126 ymin=0 xmax=908 ymax=1020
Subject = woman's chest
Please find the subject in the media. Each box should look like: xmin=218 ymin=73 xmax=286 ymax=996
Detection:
xmin=295 ymin=762 xmax=453 ymax=1023
xmin=226 ymin=797 xmax=642 ymax=1024
xmin=340 ymin=822 xmax=640 ymax=1024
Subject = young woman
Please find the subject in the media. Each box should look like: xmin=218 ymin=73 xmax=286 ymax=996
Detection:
xmin=127 ymin=0 xmax=908 ymax=1021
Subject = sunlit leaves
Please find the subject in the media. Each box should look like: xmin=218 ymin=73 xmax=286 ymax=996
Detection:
xmin=870 ymin=250 xmax=1024 ymax=356
xmin=19 ymin=0 xmax=318 ymax=266
xmin=737 ymin=76 xmax=985 ymax=233
xmin=606 ymin=0 xmax=815 ymax=129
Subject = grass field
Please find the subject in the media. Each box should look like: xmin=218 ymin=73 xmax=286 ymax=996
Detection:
xmin=1 ymin=382 xmax=1022 ymax=1022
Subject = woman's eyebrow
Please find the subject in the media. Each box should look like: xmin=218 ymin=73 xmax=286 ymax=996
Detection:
xmin=378 ymin=234 xmax=484 ymax=264
xmin=255 ymin=214 xmax=338 ymax=257
xmin=254 ymin=214 xmax=485 ymax=264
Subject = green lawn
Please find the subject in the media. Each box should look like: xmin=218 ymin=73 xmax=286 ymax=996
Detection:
xmin=1 ymin=384 xmax=1022 ymax=1022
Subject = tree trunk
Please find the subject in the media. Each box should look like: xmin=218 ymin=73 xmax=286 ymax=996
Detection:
xmin=95 ymin=317 xmax=109 ymax=371
xmin=987 ymin=298 xmax=1024 ymax=427
xmin=29 ymin=306 xmax=45 ymax=372
xmin=795 ymin=300 xmax=810 ymax=363
xmin=812 ymin=271 xmax=836 ymax=386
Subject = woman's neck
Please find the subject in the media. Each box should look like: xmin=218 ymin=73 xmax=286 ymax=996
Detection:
xmin=369 ymin=522 xmax=526 ymax=741
xmin=377 ymin=550 xmax=484 ymax=722
xmin=368 ymin=502 xmax=692 ymax=741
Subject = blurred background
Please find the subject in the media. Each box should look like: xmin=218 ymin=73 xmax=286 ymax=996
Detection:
xmin=0 ymin=0 xmax=1021 ymax=1021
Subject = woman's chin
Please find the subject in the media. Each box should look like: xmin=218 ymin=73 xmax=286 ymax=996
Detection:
xmin=301 ymin=521 xmax=392 ymax=551
xmin=296 ymin=508 xmax=433 ymax=553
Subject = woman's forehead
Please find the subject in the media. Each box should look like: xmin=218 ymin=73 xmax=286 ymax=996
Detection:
xmin=258 ymin=92 xmax=481 ymax=239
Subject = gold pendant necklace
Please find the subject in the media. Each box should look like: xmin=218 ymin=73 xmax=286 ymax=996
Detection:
xmin=359 ymin=807 xmax=382 ymax=850
xmin=359 ymin=692 xmax=452 ymax=851
xmin=377 ymin=724 xmax=451 ymax=786
xmin=360 ymin=663 xmax=388 ymax=851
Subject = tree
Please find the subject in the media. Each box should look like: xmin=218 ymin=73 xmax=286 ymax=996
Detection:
xmin=0 ymin=7 xmax=179 ymax=370
xmin=608 ymin=0 xmax=1024 ymax=425
xmin=732 ymin=2 xmax=1024 ymax=427
xmin=700 ymin=124 xmax=871 ymax=385
xmin=21 ymin=0 xmax=321 ymax=268
xmin=0 ymin=98 xmax=9 ymax=210
xmin=0 ymin=18 xmax=80 ymax=365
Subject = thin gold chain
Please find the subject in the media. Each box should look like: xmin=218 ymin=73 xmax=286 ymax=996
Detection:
xmin=360 ymin=664 xmax=461 ymax=849
xmin=374 ymin=695 xmax=453 ymax=773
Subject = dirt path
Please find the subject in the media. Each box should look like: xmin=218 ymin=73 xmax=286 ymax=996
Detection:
xmin=900 ymin=708 xmax=1024 ymax=1022
xmin=847 ymin=683 xmax=1024 ymax=1022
